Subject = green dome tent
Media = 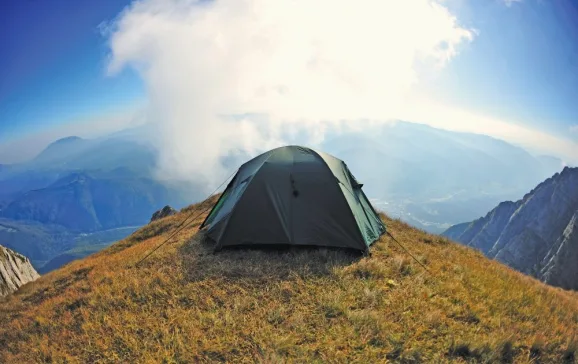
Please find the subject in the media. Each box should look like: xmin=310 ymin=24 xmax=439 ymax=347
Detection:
xmin=200 ymin=146 xmax=386 ymax=253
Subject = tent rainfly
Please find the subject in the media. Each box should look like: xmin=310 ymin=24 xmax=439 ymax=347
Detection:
xmin=200 ymin=146 xmax=386 ymax=253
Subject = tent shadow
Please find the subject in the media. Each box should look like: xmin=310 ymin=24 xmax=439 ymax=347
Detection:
xmin=178 ymin=231 xmax=363 ymax=283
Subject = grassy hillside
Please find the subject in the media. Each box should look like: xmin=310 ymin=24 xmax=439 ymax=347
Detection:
xmin=1 ymin=197 xmax=577 ymax=363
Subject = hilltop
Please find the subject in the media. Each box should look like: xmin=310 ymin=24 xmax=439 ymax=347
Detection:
xmin=1 ymin=197 xmax=577 ymax=362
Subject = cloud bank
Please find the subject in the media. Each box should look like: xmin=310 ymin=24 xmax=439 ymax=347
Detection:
xmin=106 ymin=0 xmax=473 ymax=186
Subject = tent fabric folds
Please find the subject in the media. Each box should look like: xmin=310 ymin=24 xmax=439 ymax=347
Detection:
xmin=200 ymin=146 xmax=386 ymax=252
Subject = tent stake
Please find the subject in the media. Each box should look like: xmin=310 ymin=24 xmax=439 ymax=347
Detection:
xmin=386 ymin=231 xmax=432 ymax=275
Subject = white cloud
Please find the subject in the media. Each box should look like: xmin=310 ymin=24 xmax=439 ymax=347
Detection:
xmin=570 ymin=125 xmax=578 ymax=133
xmin=106 ymin=0 xmax=474 ymax=185
xmin=106 ymin=0 xmax=578 ymax=185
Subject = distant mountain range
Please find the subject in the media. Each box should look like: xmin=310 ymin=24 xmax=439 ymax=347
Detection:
xmin=0 ymin=130 xmax=197 ymax=272
xmin=444 ymin=167 xmax=578 ymax=290
xmin=321 ymin=121 xmax=564 ymax=232
xmin=2 ymin=171 xmax=180 ymax=231
xmin=0 ymin=121 xmax=568 ymax=273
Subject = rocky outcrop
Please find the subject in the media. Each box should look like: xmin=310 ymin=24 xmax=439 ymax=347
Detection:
xmin=0 ymin=245 xmax=40 ymax=296
xmin=443 ymin=167 xmax=578 ymax=290
xmin=150 ymin=205 xmax=177 ymax=222
xmin=539 ymin=211 xmax=578 ymax=289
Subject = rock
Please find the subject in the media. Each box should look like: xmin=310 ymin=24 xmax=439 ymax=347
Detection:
xmin=443 ymin=167 xmax=578 ymax=290
xmin=150 ymin=205 xmax=177 ymax=222
xmin=0 ymin=245 xmax=40 ymax=297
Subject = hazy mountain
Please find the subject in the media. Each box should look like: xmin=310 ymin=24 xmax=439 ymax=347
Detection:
xmin=322 ymin=121 xmax=564 ymax=232
xmin=443 ymin=167 xmax=578 ymax=290
xmin=31 ymin=136 xmax=87 ymax=165
xmin=1 ymin=171 xmax=183 ymax=232
xmin=0 ymin=132 xmax=160 ymax=207
xmin=0 ymin=129 xmax=196 ymax=271
xmin=1 ymin=133 xmax=157 ymax=179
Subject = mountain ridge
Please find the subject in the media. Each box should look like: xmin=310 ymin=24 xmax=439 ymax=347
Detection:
xmin=1 ymin=170 xmax=183 ymax=232
xmin=443 ymin=167 xmax=578 ymax=290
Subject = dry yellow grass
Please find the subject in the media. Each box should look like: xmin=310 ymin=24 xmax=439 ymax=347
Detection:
xmin=1 ymin=196 xmax=578 ymax=363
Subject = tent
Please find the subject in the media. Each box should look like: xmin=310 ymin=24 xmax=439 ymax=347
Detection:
xmin=200 ymin=146 xmax=386 ymax=253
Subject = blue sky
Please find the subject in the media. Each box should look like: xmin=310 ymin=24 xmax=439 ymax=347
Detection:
xmin=1 ymin=0 xmax=578 ymax=161
xmin=428 ymin=0 xmax=578 ymax=136
xmin=0 ymin=0 xmax=142 ymax=142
